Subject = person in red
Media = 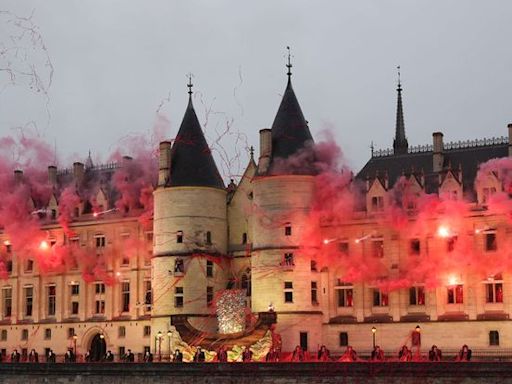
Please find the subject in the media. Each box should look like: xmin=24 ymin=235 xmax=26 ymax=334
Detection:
xmin=398 ymin=345 xmax=412 ymax=362
xmin=242 ymin=346 xmax=253 ymax=362
xmin=456 ymin=345 xmax=472 ymax=362
xmin=496 ymin=286 xmax=503 ymax=303
xmin=338 ymin=346 xmax=358 ymax=362
xmin=291 ymin=345 xmax=305 ymax=362
xmin=428 ymin=345 xmax=442 ymax=361
xmin=317 ymin=345 xmax=331 ymax=361
xmin=370 ymin=345 xmax=385 ymax=361
xmin=266 ymin=348 xmax=279 ymax=362
xmin=346 ymin=290 xmax=353 ymax=307
xmin=217 ymin=346 xmax=228 ymax=363
xmin=270 ymin=325 xmax=282 ymax=353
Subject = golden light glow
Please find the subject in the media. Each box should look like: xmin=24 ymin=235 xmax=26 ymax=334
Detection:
xmin=3 ymin=240 xmax=10 ymax=246
xmin=448 ymin=275 xmax=458 ymax=286
xmin=437 ymin=225 xmax=451 ymax=238
xmin=39 ymin=240 xmax=49 ymax=250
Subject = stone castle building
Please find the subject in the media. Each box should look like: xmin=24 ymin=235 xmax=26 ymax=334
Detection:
xmin=1 ymin=62 xmax=512 ymax=361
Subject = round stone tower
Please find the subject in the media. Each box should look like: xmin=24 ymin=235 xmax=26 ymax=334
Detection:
xmin=251 ymin=69 xmax=322 ymax=351
xmin=152 ymin=84 xmax=227 ymax=344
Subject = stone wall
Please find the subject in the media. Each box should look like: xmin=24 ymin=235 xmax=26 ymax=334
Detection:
xmin=1 ymin=362 xmax=511 ymax=384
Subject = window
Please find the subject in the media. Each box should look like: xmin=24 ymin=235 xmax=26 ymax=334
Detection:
xmin=339 ymin=332 xmax=349 ymax=347
xmin=144 ymin=280 xmax=152 ymax=311
xmin=69 ymin=283 xmax=79 ymax=316
xmin=21 ymin=329 xmax=28 ymax=340
xmin=371 ymin=196 xmax=384 ymax=211
xmin=143 ymin=326 xmax=151 ymax=337
xmin=95 ymin=283 xmax=105 ymax=294
xmin=485 ymin=232 xmax=497 ymax=252
xmin=119 ymin=346 xmax=125 ymax=358
xmin=44 ymin=328 xmax=51 ymax=340
xmin=205 ymin=231 xmax=212 ymax=245
xmin=175 ymin=287 xmax=184 ymax=308
xmin=447 ymin=284 xmax=464 ymax=304
xmin=338 ymin=241 xmax=349 ymax=256
xmin=71 ymin=284 xmax=79 ymax=296
xmin=121 ymin=281 xmax=130 ymax=312
xmin=2 ymin=287 xmax=12 ymax=317
xmin=68 ymin=328 xmax=75 ymax=338
xmin=24 ymin=287 xmax=33 ymax=317
xmin=241 ymin=273 xmax=251 ymax=296
xmin=285 ymin=224 xmax=292 ymax=236
xmin=25 ymin=259 xmax=34 ymax=273
xmin=206 ymin=286 xmax=213 ymax=306
xmin=118 ymin=326 xmax=126 ymax=338
xmin=174 ymin=258 xmax=184 ymax=274
xmin=0 ymin=330 xmax=6 ymax=341
xmin=371 ymin=239 xmax=384 ymax=258
xmin=310 ymin=260 xmax=317 ymax=272
xmin=206 ymin=260 xmax=213 ymax=277
xmin=47 ymin=285 xmax=56 ymax=316
xmin=282 ymin=253 xmax=294 ymax=266
xmin=447 ymin=236 xmax=458 ymax=252
xmin=336 ymin=281 xmax=354 ymax=307
xmin=51 ymin=209 xmax=57 ymax=220
xmin=486 ymin=276 xmax=503 ymax=303
xmin=409 ymin=239 xmax=420 ymax=255
xmin=242 ymin=233 xmax=247 ymax=244
xmin=6 ymin=260 xmax=12 ymax=275
xmin=489 ymin=331 xmax=499 ymax=346
xmin=311 ymin=282 xmax=318 ymax=304
xmin=482 ymin=187 xmax=497 ymax=204
xmin=95 ymin=299 xmax=105 ymax=314
xmin=95 ymin=235 xmax=106 ymax=248
xmin=284 ymin=281 xmax=293 ymax=303
xmin=373 ymin=289 xmax=388 ymax=307
xmin=176 ymin=231 xmax=183 ymax=244
xmin=409 ymin=286 xmax=425 ymax=305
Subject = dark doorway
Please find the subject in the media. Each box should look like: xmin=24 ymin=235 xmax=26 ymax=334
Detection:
xmin=299 ymin=332 xmax=308 ymax=351
xmin=90 ymin=333 xmax=106 ymax=362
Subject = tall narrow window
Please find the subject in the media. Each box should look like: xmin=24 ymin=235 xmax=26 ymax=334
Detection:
xmin=144 ymin=280 xmax=152 ymax=312
xmin=371 ymin=196 xmax=384 ymax=211
xmin=70 ymin=283 xmax=80 ymax=316
xmin=25 ymin=259 xmax=34 ymax=273
xmin=24 ymin=287 xmax=33 ymax=317
xmin=121 ymin=281 xmax=130 ymax=312
xmin=176 ymin=231 xmax=183 ymax=244
xmin=206 ymin=260 xmax=213 ymax=277
xmin=205 ymin=231 xmax=212 ymax=245
xmin=486 ymin=275 xmax=503 ymax=303
xmin=206 ymin=286 xmax=213 ymax=306
xmin=94 ymin=282 xmax=105 ymax=315
xmin=284 ymin=282 xmax=293 ymax=303
xmin=371 ymin=239 xmax=384 ymax=258
xmin=485 ymin=232 xmax=497 ymax=252
xmin=242 ymin=233 xmax=247 ymax=244
xmin=95 ymin=235 xmax=106 ymax=249
xmin=47 ymin=285 xmax=56 ymax=317
xmin=282 ymin=253 xmax=294 ymax=266
xmin=285 ymin=224 xmax=292 ymax=236
xmin=299 ymin=332 xmax=308 ymax=351
xmin=174 ymin=258 xmax=184 ymax=274
xmin=2 ymin=287 xmax=12 ymax=318
xmin=175 ymin=287 xmax=184 ymax=308
xmin=409 ymin=239 xmax=420 ymax=255
xmin=489 ymin=331 xmax=499 ymax=346
xmin=311 ymin=282 xmax=318 ymax=304
xmin=335 ymin=281 xmax=354 ymax=307
xmin=339 ymin=332 xmax=349 ymax=347
xmin=121 ymin=234 xmax=130 ymax=266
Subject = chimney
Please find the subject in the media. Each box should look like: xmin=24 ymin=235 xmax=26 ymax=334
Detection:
xmin=73 ymin=162 xmax=85 ymax=185
xmin=48 ymin=166 xmax=57 ymax=187
xmin=432 ymin=132 xmax=444 ymax=173
xmin=14 ymin=170 xmax=23 ymax=185
xmin=258 ymin=128 xmax=272 ymax=174
xmin=158 ymin=141 xmax=172 ymax=187
xmin=508 ymin=123 xmax=512 ymax=157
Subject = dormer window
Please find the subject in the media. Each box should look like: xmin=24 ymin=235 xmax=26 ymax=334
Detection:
xmin=176 ymin=231 xmax=183 ymax=244
xmin=205 ymin=231 xmax=212 ymax=245
xmin=285 ymin=224 xmax=292 ymax=236
xmin=242 ymin=233 xmax=247 ymax=245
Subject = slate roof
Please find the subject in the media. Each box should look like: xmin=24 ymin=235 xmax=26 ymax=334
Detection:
xmin=268 ymin=78 xmax=314 ymax=173
xmin=168 ymin=96 xmax=224 ymax=189
xmin=357 ymin=142 xmax=508 ymax=199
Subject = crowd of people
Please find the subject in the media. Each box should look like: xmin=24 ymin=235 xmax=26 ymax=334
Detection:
xmin=1 ymin=344 xmax=473 ymax=363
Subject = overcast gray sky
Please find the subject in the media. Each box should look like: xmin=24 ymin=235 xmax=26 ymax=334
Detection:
xmin=1 ymin=0 xmax=511 ymax=178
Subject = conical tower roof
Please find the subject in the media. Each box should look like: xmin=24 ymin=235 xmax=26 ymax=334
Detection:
xmin=169 ymin=85 xmax=224 ymax=189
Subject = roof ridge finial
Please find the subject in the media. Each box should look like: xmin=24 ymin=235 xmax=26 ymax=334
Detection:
xmin=249 ymin=145 xmax=255 ymax=160
xmin=187 ymin=73 xmax=194 ymax=97
xmin=286 ymin=46 xmax=292 ymax=79
xmin=397 ymin=65 xmax=401 ymax=91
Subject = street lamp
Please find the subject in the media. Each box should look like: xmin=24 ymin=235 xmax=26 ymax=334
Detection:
xmin=157 ymin=331 xmax=163 ymax=362
xmin=371 ymin=327 xmax=377 ymax=349
xmin=167 ymin=330 xmax=172 ymax=361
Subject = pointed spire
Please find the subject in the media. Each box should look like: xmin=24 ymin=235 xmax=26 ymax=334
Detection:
xmin=249 ymin=146 xmax=255 ymax=161
xmin=168 ymin=77 xmax=224 ymax=189
xmin=85 ymin=150 xmax=94 ymax=169
xmin=393 ymin=66 xmax=408 ymax=155
xmin=286 ymin=46 xmax=292 ymax=79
